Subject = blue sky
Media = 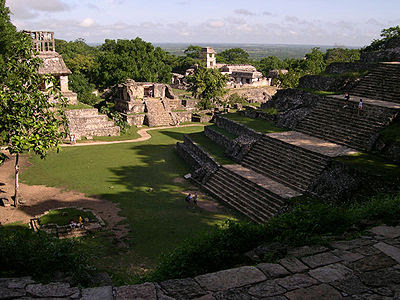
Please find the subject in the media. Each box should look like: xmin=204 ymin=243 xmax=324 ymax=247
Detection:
xmin=6 ymin=0 xmax=400 ymax=47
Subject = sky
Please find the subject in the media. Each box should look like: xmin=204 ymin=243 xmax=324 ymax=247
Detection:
xmin=6 ymin=0 xmax=400 ymax=47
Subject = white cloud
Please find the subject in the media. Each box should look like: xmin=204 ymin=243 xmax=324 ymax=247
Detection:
xmin=234 ymin=9 xmax=255 ymax=16
xmin=80 ymin=18 xmax=95 ymax=27
xmin=7 ymin=0 xmax=70 ymax=20
xmin=208 ymin=20 xmax=225 ymax=28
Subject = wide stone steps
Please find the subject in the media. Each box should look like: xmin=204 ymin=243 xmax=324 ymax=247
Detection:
xmin=351 ymin=63 xmax=400 ymax=103
xmin=203 ymin=167 xmax=287 ymax=223
xmin=241 ymin=136 xmax=328 ymax=193
xmin=66 ymin=109 xmax=120 ymax=139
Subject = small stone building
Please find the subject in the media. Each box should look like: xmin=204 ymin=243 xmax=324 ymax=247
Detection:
xmin=201 ymin=47 xmax=217 ymax=69
xmin=24 ymin=30 xmax=77 ymax=104
xmin=114 ymin=79 xmax=195 ymax=127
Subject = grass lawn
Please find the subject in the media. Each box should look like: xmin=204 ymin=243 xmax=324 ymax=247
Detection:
xmin=206 ymin=125 xmax=237 ymax=140
xmin=39 ymin=208 xmax=96 ymax=226
xmin=224 ymin=113 xmax=287 ymax=134
xmin=22 ymin=125 xmax=237 ymax=284
xmin=187 ymin=132 xmax=234 ymax=165
xmin=298 ymin=88 xmax=342 ymax=96
xmin=172 ymin=88 xmax=192 ymax=97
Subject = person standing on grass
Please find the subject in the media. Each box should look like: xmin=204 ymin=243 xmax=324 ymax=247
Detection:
xmin=185 ymin=193 xmax=192 ymax=208
xmin=193 ymin=192 xmax=198 ymax=208
xmin=358 ymin=99 xmax=363 ymax=116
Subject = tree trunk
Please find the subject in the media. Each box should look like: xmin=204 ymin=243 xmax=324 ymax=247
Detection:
xmin=14 ymin=153 xmax=19 ymax=207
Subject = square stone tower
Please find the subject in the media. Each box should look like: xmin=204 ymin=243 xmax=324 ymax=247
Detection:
xmin=24 ymin=30 xmax=77 ymax=104
xmin=201 ymin=47 xmax=217 ymax=69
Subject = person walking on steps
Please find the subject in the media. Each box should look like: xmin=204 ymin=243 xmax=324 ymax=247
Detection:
xmin=358 ymin=99 xmax=363 ymax=116
xmin=193 ymin=192 xmax=198 ymax=208
xmin=343 ymin=92 xmax=350 ymax=108
xmin=185 ymin=193 xmax=192 ymax=208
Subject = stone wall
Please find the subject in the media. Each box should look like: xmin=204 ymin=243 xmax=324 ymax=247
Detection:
xmin=261 ymin=89 xmax=321 ymax=130
xmin=298 ymin=75 xmax=359 ymax=92
xmin=325 ymin=62 xmax=377 ymax=74
xmin=360 ymin=47 xmax=400 ymax=62
xmin=214 ymin=116 xmax=262 ymax=140
xmin=124 ymin=113 xmax=145 ymax=126
xmin=224 ymin=86 xmax=278 ymax=103
xmin=172 ymin=111 xmax=192 ymax=123
xmin=182 ymin=135 xmax=220 ymax=170
xmin=204 ymin=126 xmax=234 ymax=150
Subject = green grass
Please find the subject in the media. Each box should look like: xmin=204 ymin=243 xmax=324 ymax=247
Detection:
xmin=39 ymin=208 xmax=96 ymax=226
xmin=336 ymin=152 xmax=400 ymax=181
xmin=187 ymin=132 xmax=234 ymax=165
xmin=63 ymin=102 xmax=93 ymax=110
xmin=21 ymin=125 xmax=237 ymax=284
xmin=245 ymin=102 xmax=261 ymax=108
xmin=224 ymin=113 xmax=287 ymax=134
xmin=258 ymin=107 xmax=278 ymax=115
xmin=78 ymin=126 xmax=142 ymax=143
xmin=172 ymin=88 xmax=192 ymax=97
xmin=380 ymin=119 xmax=400 ymax=143
xmin=206 ymin=125 xmax=237 ymax=140
xmin=298 ymin=88 xmax=342 ymax=96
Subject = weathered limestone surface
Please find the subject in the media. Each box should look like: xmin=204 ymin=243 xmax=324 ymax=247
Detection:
xmin=6 ymin=225 xmax=400 ymax=299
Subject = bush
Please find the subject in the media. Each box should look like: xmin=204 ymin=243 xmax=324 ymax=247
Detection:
xmin=147 ymin=192 xmax=400 ymax=282
xmin=0 ymin=226 xmax=91 ymax=283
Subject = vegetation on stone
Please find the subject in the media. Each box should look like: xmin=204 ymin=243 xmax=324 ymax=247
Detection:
xmin=224 ymin=113 xmax=286 ymax=134
xmin=148 ymin=192 xmax=400 ymax=282
xmin=39 ymin=208 xmax=96 ymax=226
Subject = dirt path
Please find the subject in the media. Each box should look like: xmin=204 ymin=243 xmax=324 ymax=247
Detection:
xmin=61 ymin=124 xmax=201 ymax=147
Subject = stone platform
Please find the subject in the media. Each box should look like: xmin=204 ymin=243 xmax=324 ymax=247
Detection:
xmin=266 ymin=131 xmax=359 ymax=158
xmin=4 ymin=224 xmax=400 ymax=299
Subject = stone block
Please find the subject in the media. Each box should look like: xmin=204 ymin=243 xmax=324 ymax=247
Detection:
xmin=359 ymin=267 xmax=400 ymax=287
xmin=160 ymin=278 xmax=207 ymax=300
xmin=330 ymin=238 xmax=375 ymax=250
xmin=194 ymin=266 xmax=266 ymax=292
xmin=331 ymin=276 xmax=369 ymax=295
xmin=351 ymin=253 xmax=396 ymax=272
xmin=115 ymin=283 xmax=157 ymax=300
xmin=301 ymin=252 xmax=342 ymax=268
xmin=370 ymin=226 xmax=400 ymax=239
xmin=81 ymin=286 xmax=113 ymax=300
xmin=278 ymin=258 xmax=309 ymax=273
xmin=331 ymin=249 xmax=364 ymax=262
xmin=256 ymin=263 xmax=290 ymax=278
xmin=285 ymin=284 xmax=342 ymax=300
xmin=274 ymin=274 xmax=318 ymax=291
xmin=287 ymin=245 xmax=329 ymax=258
xmin=308 ymin=263 xmax=353 ymax=283
xmin=248 ymin=280 xmax=287 ymax=297
xmin=0 ymin=277 xmax=34 ymax=289
xmin=25 ymin=283 xmax=79 ymax=298
xmin=354 ymin=245 xmax=381 ymax=256
xmin=374 ymin=242 xmax=400 ymax=264
xmin=0 ymin=287 xmax=26 ymax=299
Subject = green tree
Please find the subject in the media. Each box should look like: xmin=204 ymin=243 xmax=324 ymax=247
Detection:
xmin=184 ymin=45 xmax=202 ymax=59
xmin=276 ymin=69 xmax=302 ymax=89
xmin=324 ymin=48 xmax=360 ymax=65
xmin=216 ymin=48 xmax=250 ymax=64
xmin=300 ymin=47 xmax=326 ymax=74
xmin=363 ymin=26 xmax=400 ymax=52
xmin=0 ymin=32 xmax=67 ymax=206
xmin=255 ymin=56 xmax=287 ymax=77
xmin=93 ymin=38 xmax=172 ymax=89
xmin=187 ymin=67 xmax=228 ymax=109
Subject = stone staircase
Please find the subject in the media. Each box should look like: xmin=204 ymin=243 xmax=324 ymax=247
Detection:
xmin=295 ymin=96 xmax=397 ymax=151
xmin=241 ymin=135 xmax=330 ymax=193
xmin=66 ymin=109 xmax=120 ymax=140
xmin=145 ymin=99 xmax=175 ymax=126
xmin=202 ymin=165 xmax=291 ymax=223
xmin=351 ymin=63 xmax=400 ymax=103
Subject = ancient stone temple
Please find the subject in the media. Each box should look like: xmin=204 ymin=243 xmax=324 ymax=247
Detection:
xmin=24 ymin=31 xmax=77 ymax=104
xmin=114 ymin=79 xmax=194 ymax=127
xmin=201 ymin=47 xmax=217 ymax=69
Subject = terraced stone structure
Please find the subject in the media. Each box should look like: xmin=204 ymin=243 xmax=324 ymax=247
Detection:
xmin=66 ymin=109 xmax=120 ymax=140
xmin=4 ymin=224 xmax=400 ymax=299
xmin=114 ymin=79 xmax=194 ymax=126
xmin=177 ymin=61 xmax=399 ymax=223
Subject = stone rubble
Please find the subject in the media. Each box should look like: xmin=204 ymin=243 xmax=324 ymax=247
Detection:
xmin=5 ymin=224 xmax=400 ymax=299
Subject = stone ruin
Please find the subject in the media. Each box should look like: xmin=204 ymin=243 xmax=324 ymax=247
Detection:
xmin=24 ymin=31 xmax=77 ymax=104
xmin=113 ymin=79 xmax=197 ymax=127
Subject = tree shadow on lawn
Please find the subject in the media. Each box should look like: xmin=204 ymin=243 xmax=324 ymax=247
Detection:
xmin=97 ymin=138 xmax=236 ymax=263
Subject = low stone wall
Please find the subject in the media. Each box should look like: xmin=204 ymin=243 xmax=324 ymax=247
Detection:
xmin=172 ymin=111 xmax=192 ymax=123
xmin=214 ymin=116 xmax=262 ymax=140
xmin=239 ymin=109 xmax=276 ymax=122
xmin=204 ymin=126 xmax=234 ymax=150
xmin=325 ymin=62 xmax=377 ymax=74
xmin=298 ymin=75 xmax=359 ymax=92
xmin=182 ymin=135 xmax=219 ymax=170
xmin=224 ymin=86 xmax=278 ymax=103
xmin=360 ymin=47 xmax=400 ymax=62
xmin=261 ymin=89 xmax=322 ymax=130
xmin=124 ymin=113 xmax=145 ymax=126
xmin=175 ymin=142 xmax=203 ymax=171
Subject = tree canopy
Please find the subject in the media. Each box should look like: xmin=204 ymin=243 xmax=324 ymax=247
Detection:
xmin=187 ymin=66 xmax=228 ymax=109
xmin=216 ymin=48 xmax=250 ymax=64
xmin=92 ymin=38 xmax=172 ymax=89
xmin=363 ymin=26 xmax=400 ymax=52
